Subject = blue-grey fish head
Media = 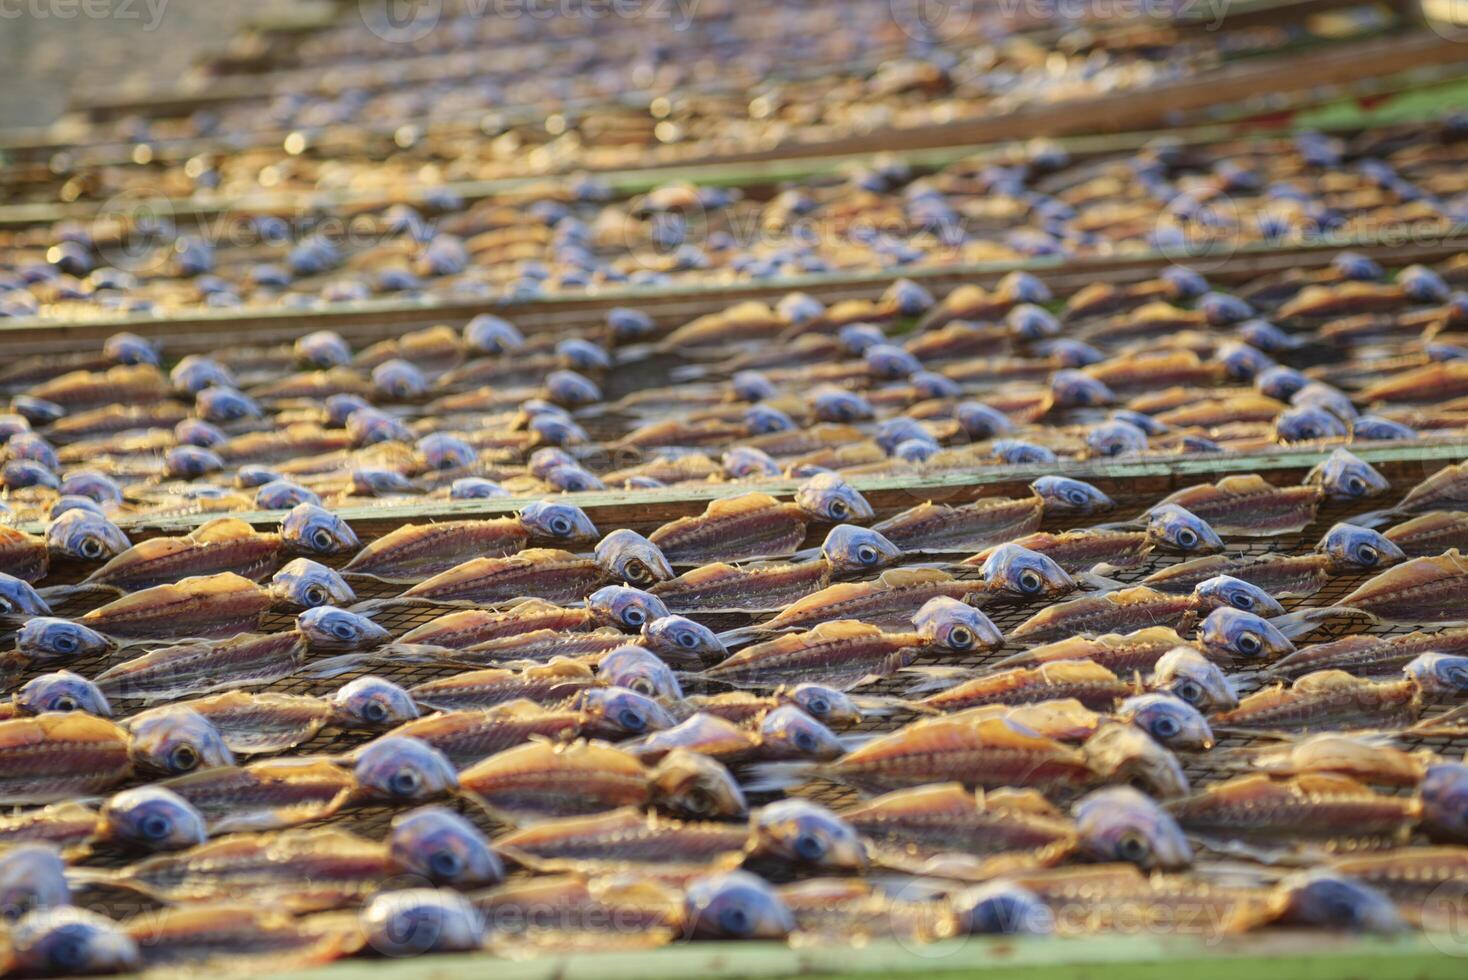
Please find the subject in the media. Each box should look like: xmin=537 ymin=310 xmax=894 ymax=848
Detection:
xmin=1307 ymin=448 xmax=1390 ymax=500
xmin=16 ymin=672 xmax=110 ymax=717
xmin=641 ymin=615 xmax=725 ymax=666
xmin=14 ymin=619 xmax=112 ymax=662
xmin=235 ymin=466 xmax=283 ymax=490
xmin=1086 ymin=419 xmax=1148 ymax=457
xmin=1351 ymin=415 xmax=1416 ymax=441
xmin=954 ymin=401 xmax=1013 ymax=440
xmin=1399 ymin=264 xmax=1451 ymax=303
xmin=417 ymin=433 xmax=476 ymax=471
xmin=293 ymin=329 xmax=352 ymax=367
xmin=587 ymin=585 xmax=670 ymax=632
xmin=297 ymin=606 xmax=390 ymax=650
xmin=753 ymin=798 xmax=866 ymax=870
xmin=1146 ymin=504 xmax=1224 ymax=554
xmin=196 ymin=386 xmax=262 ymax=423
xmin=794 ymin=473 xmax=874 ymax=523
xmin=355 ymin=736 xmax=459 ymax=801
xmin=730 ymin=370 xmax=777 ymax=402
xmin=361 ymin=889 xmax=485 ymax=955
xmin=1216 ymin=341 xmax=1274 ymax=382
xmin=649 ymin=750 xmax=747 ymax=819
xmin=1049 ymin=369 xmax=1114 ymax=408
xmin=572 ymin=686 xmax=675 ymax=738
xmin=450 ymin=478 xmax=507 ymax=500
xmin=103 ymin=332 xmax=159 ymax=367
xmin=1404 ymin=653 xmax=1468 ymax=697
xmin=952 ymin=882 xmax=1053 ymax=935
xmin=371 ymin=359 xmax=428 ymax=400
xmin=45 ymin=509 xmax=129 ymax=562
xmin=545 ymin=369 xmax=601 ymax=407
xmin=683 ymin=871 xmax=794 ymax=940
xmin=59 ymin=470 xmax=123 ymax=506
xmin=47 ymin=496 xmax=105 ymax=521
xmin=1277 ymin=871 xmax=1404 ymax=933
xmin=991 ymin=439 xmax=1058 ymax=465
xmin=812 ymin=387 xmax=875 ymax=423
xmin=999 ymin=270 xmax=1052 ymax=304
xmin=170 ymin=355 xmax=234 ymax=394
xmin=330 ymin=677 xmax=419 ymax=728
xmin=325 ymin=394 xmax=370 ymax=428
xmin=1317 ymin=523 xmax=1405 ymax=572
xmin=345 ymin=407 xmax=412 ymax=446
xmin=757 ymin=705 xmax=845 ymax=761
xmin=1275 ymin=404 xmax=1348 ymax=442
xmin=598 ymin=644 xmax=684 ymax=701
xmin=98 ymin=786 xmax=207 ymax=851
xmin=1422 ymin=762 xmax=1468 ymax=842
xmin=788 ymin=684 xmax=862 ymax=728
xmin=821 ymin=525 xmax=900 ymax=573
xmin=721 ymin=446 xmax=780 ymax=479
xmin=912 ymin=596 xmax=1003 ymax=653
xmin=979 ymin=543 xmax=1075 ymax=600
xmin=164 ymin=445 xmax=225 ymax=479
xmin=1007 ymin=303 xmax=1060 ymax=340
xmin=519 ymin=499 xmax=599 ymax=544
xmin=463 ymin=313 xmax=524 ymax=354
xmin=527 ymin=447 xmax=576 ymax=479
xmin=1196 ymin=606 xmax=1294 ymax=663
xmin=864 ymin=343 xmax=922 ymax=380
xmin=7 ymin=433 xmax=57 ymax=469
xmin=1256 ymin=365 xmax=1309 ymax=400
xmin=0 ymin=573 xmax=50 ymax=616
xmin=594 ymin=529 xmax=672 ymax=587
xmin=1083 ymin=724 xmax=1190 ymax=799
xmin=255 ymin=480 xmax=320 ymax=510
xmin=1118 ymin=693 xmax=1213 ymax=750
xmin=8 ymin=907 xmax=141 ymax=975
xmin=281 ymin=503 xmax=359 ymax=556
xmin=387 ymin=806 xmax=504 ymax=887
xmin=1073 ymin=785 xmax=1194 ymax=871
xmin=1152 ymin=646 xmax=1238 ymax=712
xmin=557 ymin=337 xmax=611 ymax=372
xmin=1192 ymin=574 xmax=1286 ymax=618
xmin=744 ymin=405 xmax=795 ymax=436
xmin=270 ymin=558 xmax=355 ymax=610
xmin=529 ymin=413 xmax=590 ymax=448
xmin=0 ymin=845 xmax=69 ymax=920
xmin=350 ymin=468 xmax=414 ymax=497
xmin=1030 ymin=475 xmax=1113 ymax=514
xmin=127 ymin=708 xmax=234 ymax=775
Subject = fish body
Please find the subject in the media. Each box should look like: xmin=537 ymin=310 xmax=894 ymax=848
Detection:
xmin=1338 ymin=550 xmax=1468 ymax=622
xmin=1166 ymin=773 xmax=1417 ymax=844
xmin=755 ymin=568 xmax=975 ymax=631
xmin=158 ymin=759 xmax=357 ymax=834
xmin=1151 ymin=474 xmax=1321 ymax=536
xmin=128 ymin=689 xmax=366 ymax=754
xmin=363 ymin=700 xmax=585 ymax=768
xmin=650 ymin=560 xmax=832 ymax=613
xmin=1269 ymin=626 xmax=1468 ymax=677
xmin=402 ymin=549 xmax=603 ymax=605
xmin=1141 ymin=553 xmax=1330 ymax=598
xmin=397 ymin=599 xmax=594 ymax=648
xmin=342 ymin=519 xmax=530 ymax=582
xmin=1386 ymin=462 xmax=1468 ymax=516
xmin=1211 ymin=671 xmax=1418 ymax=731
xmin=650 ymin=494 xmax=809 ymax=563
xmin=79 ymin=572 xmax=272 ymax=639
xmin=450 ymin=628 xmax=629 ymax=666
xmin=407 ymin=659 xmax=598 ymax=711
xmin=0 ymin=801 xmax=101 ymax=856
xmin=842 ymin=783 xmax=1075 ymax=863
xmin=707 ymin=621 xmax=926 ymax=689
xmin=0 ymin=527 xmax=47 ymax=582
xmin=872 ymin=497 xmax=1043 ymax=552
xmin=918 ymin=660 xmax=1139 ymax=712
xmin=991 ymin=627 xmax=1189 ymax=674
xmin=1009 ymin=587 xmax=1196 ymax=645
xmin=124 ymin=903 xmax=361 ymax=970
xmin=81 ymin=519 xmax=282 ymax=591
xmin=493 ymin=807 xmax=748 ymax=877
xmin=94 ymin=631 xmax=308 ymax=702
xmin=1384 ymin=511 xmax=1468 ymax=557
xmin=965 ymin=530 xmax=1152 ymax=574
xmin=0 ymin=713 xmax=132 ymax=804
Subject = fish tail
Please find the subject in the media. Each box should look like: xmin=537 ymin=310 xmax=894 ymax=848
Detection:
xmin=716 ymin=624 xmax=766 ymax=645
xmin=896 ymin=665 xmax=978 ymax=696
xmin=1077 ymin=571 xmax=1129 ymax=593
xmin=1270 ymin=605 xmax=1373 ymax=639
xmin=1349 ymin=508 xmax=1396 ymax=529
xmin=742 ymin=760 xmax=820 ymax=793
xmin=36 ymin=582 xmax=115 ymax=601
xmin=787 ymin=545 xmax=822 ymax=561
xmin=296 ymin=652 xmax=379 ymax=679
xmin=346 ymin=596 xmax=409 ymax=616
xmin=1090 ymin=519 xmax=1145 ymax=532
xmin=847 ymin=694 xmax=919 ymax=718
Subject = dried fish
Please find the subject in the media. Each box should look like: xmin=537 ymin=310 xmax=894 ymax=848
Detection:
xmin=93 ymin=631 xmax=309 ymax=702
xmin=78 ymin=572 xmax=272 ymax=640
xmin=0 ymin=713 xmax=132 ymax=804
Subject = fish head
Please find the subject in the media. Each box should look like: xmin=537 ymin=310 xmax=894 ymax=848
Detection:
xmin=0 ymin=845 xmax=69 ymax=921
xmin=757 ymin=705 xmax=845 ymax=761
xmin=542 ymin=464 xmax=604 ymax=493
xmin=528 ymin=448 xmax=576 ymax=479
xmin=0 ymin=573 xmax=49 ymax=616
xmin=1404 ymin=653 xmax=1468 ymax=697
xmin=752 ymin=799 xmax=866 ymax=871
xmin=355 ymin=736 xmax=459 ymax=801
xmin=572 ymin=687 xmax=675 ymax=738
xmin=1117 ymin=693 xmax=1213 ymax=751
xmin=164 ymin=445 xmax=225 ymax=479
xmin=102 ymin=332 xmax=159 ymax=367
xmin=372 ymin=359 xmax=429 ymax=400
xmin=8 ymin=907 xmax=141 ymax=976
xmin=743 ymin=405 xmax=795 ymax=435
xmin=731 ymin=371 xmax=777 ymax=402
xmin=0 ymin=459 xmax=53 ymax=491
xmin=992 ymin=439 xmax=1058 ymax=465
xmin=15 ymin=672 xmax=110 ymax=717
xmin=587 ymin=585 xmax=670 ymax=632
xmin=196 ymin=386 xmax=262 ymax=423
xmin=1196 ymin=607 xmax=1294 ymax=664
xmin=594 ymin=529 xmax=673 ymax=587
xmin=893 ymin=437 xmax=939 ymax=463
xmin=417 ymin=434 xmax=476 ymax=471
xmin=837 ymin=323 xmax=884 ymax=356
xmin=1307 ymin=448 xmax=1390 ymax=500
xmin=281 ymin=503 xmax=359 ymax=556
xmin=1351 ymin=415 xmax=1416 ymax=441
xmin=297 ymin=606 xmax=390 ymax=650
xmin=788 ymin=684 xmax=862 ymax=728
xmin=1421 ymin=762 xmax=1468 ymax=842
xmin=1276 ymin=871 xmax=1404 ymax=933
xmin=912 ymin=596 xmax=1002 ymax=652
xmin=979 ymin=543 xmax=1075 ymax=600
xmin=1145 ymin=504 xmax=1224 ymax=554
xmin=170 ymin=355 xmax=233 ymax=394
xmin=794 ymin=473 xmax=874 ymax=523
xmin=1073 ymin=786 xmax=1194 ymax=870
xmin=1192 ymin=575 xmax=1286 ymax=618
xmin=821 ymin=525 xmax=901 ymax=573
xmin=1317 ymin=523 xmax=1405 ymax=572
xmin=270 ymin=558 xmax=355 ymax=610
xmin=15 ymin=619 xmax=112 ymax=662
xmin=98 ymin=786 xmax=207 ymax=851
xmin=450 ymin=478 xmax=507 ymax=500
xmin=1216 ymin=341 xmax=1273 ymax=382
xmin=1237 ymin=319 xmax=1300 ymax=354
xmin=1152 ymin=646 xmax=1238 ymax=712
xmin=952 ymin=882 xmax=1053 ymax=935
xmin=1111 ymin=409 xmax=1170 ymax=437
xmin=127 ymin=708 xmax=234 ymax=776
xmin=1007 ymin=304 xmax=1060 ymax=341
xmin=1399 ymin=264 xmax=1451 ymax=303
xmin=598 ymin=644 xmax=684 ymax=701
xmin=520 ymin=499 xmax=599 ymax=544
xmin=6 ymin=433 xmax=56 ymax=469
xmin=331 ymin=677 xmax=420 ymax=728
xmin=1082 ymin=724 xmax=1190 ymax=799
xmin=293 ymin=329 xmax=351 ymax=367
xmin=649 ymin=749 xmax=748 ymax=819
xmin=557 ymin=337 xmax=611 ymax=372
xmin=641 ymin=616 xmax=726 ymax=666
xmin=545 ymin=369 xmax=601 ymax=407
xmin=1049 ymin=369 xmax=1114 ymax=408
xmin=954 ymin=401 xmax=1013 ymax=440
xmin=361 ymin=889 xmax=486 ymax=956
xmin=865 ymin=343 xmax=922 ymax=380
xmin=1275 ymin=405 xmax=1348 ymax=442
xmin=10 ymin=397 xmax=63 ymax=427
xmin=1086 ymin=419 xmax=1148 ymax=458
xmin=47 ymin=496 xmax=104 ymax=521
xmin=346 ymin=408 xmax=413 ymax=446
xmin=44 ymin=509 xmax=129 ymax=562
xmin=324 ymin=394 xmax=370 ymax=428
xmin=885 ymin=278 xmax=934 ymax=316
xmin=812 ymin=387 xmax=875 ymax=423
xmin=235 ymin=466 xmax=283 ymax=490
xmin=1256 ymin=365 xmax=1309 ymax=400
xmin=528 ymin=414 xmax=590 ymax=449
xmin=387 ymin=806 xmax=504 ymax=887
xmin=721 ymin=447 xmax=780 ymax=479
xmin=255 ymin=480 xmax=320 ymax=510
xmin=683 ymin=871 xmax=794 ymax=940
xmin=59 ymin=471 xmax=123 ymax=507
xmin=606 ymin=307 xmax=655 ymax=341
xmin=350 ymin=467 xmax=414 ymax=497
xmin=463 ymin=313 xmax=524 ymax=354
xmin=1029 ymin=475 xmax=1113 ymax=514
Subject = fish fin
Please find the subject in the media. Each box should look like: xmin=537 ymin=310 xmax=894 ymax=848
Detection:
xmin=898 ymin=665 xmax=978 ymax=695
xmin=1349 ymin=508 xmax=1396 ymax=529
xmin=345 ymin=596 xmax=412 ymax=616
xmin=1090 ymin=519 xmax=1144 ymax=532
xmin=36 ymin=582 xmax=117 ymax=600
xmin=1077 ymin=571 xmax=1129 ymax=593
xmin=1270 ymin=606 xmax=1373 ymax=639
xmin=742 ymin=760 xmax=820 ymax=793
xmin=847 ymin=694 xmax=918 ymax=718
xmin=294 ymin=652 xmax=380 ymax=679
xmin=341 ymin=570 xmax=422 ymax=585
xmin=715 ymin=625 xmax=770 ymax=645
xmin=788 ymin=545 xmax=822 ymax=562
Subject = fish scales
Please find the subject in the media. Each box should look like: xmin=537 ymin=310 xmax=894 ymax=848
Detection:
xmin=79 ymin=572 xmax=272 ymax=640
xmin=1154 ymin=475 xmax=1321 ymax=536
xmin=82 ymin=519 xmax=282 ymax=591
xmin=342 ymin=519 xmax=530 ymax=582
xmin=707 ymin=621 xmax=925 ymax=688
xmin=94 ymin=632 xmax=308 ymax=702
xmin=650 ymin=560 xmax=831 ymax=613
xmin=397 ymin=600 xmax=596 ymax=648
xmin=650 ymin=494 xmax=807 ymax=563
xmin=872 ymin=497 xmax=1042 ymax=552
xmin=402 ymin=549 xmax=603 ymax=605
xmin=1142 ymin=553 xmax=1330 ymax=597
xmin=1009 ymin=588 xmax=1196 ymax=645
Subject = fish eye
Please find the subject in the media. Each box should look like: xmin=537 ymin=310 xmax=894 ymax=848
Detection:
xmin=53 ymin=634 xmax=77 ymax=653
xmin=429 ymin=851 xmax=463 ymax=879
xmin=805 ymin=696 xmax=830 ymax=716
xmin=617 ymin=707 xmax=647 ymax=732
xmin=856 ymin=545 xmax=878 ymax=564
xmin=1346 ymin=475 xmax=1366 ymax=496
xmin=1018 ymin=570 xmax=1043 ymax=594
xmin=1067 ymin=489 xmax=1086 ymax=505
xmin=52 ymin=695 xmax=78 ymax=712
xmin=828 ymin=499 xmax=849 ymax=518
xmin=1229 ymin=592 xmax=1255 ymax=610
xmin=551 ymin=516 xmax=572 ymax=535
xmin=793 ymin=729 xmax=818 ymax=752
xmin=675 ymin=630 xmax=698 ymax=649
xmin=170 ymin=744 xmax=199 ymax=772
xmin=947 ymin=626 xmax=975 ymax=650
xmin=389 ymin=769 xmax=422 ymax=796
xmin=1175 ymin=528 xmax=1198 ymax=548
xmin=304 ymin=585 xmax=327 ymax=606
xmin=623 ymin=560 xmax=649 ymax=584
xmin=1236 ymin=632 xmax=1263 ymax=656
xmin=1151 ymin=715 xmax=1181 ymax=738
xmin=683 ymin=787 xmax=714 ymax=814
xmin=630 ymin=678 xmax=656 ymax=696
xmin=1300 ymin=424 xmax=1321 ymax=439
xmin=1355 ymin=544 xmax=1379 ymax=566
xmin=140 ymin=813 xmax=172 ymax=840
xmin=1116 ymin=832 xmax=1150 ymax=861
xmin=361 ymin=700 xmax=388 ymax=724
xmin=1175 ymin=681 xmax=1203 ymax=704
xmin=79 ymin=538 xmax=103 ymax=559
xmin=47 ymin=935 xmax=87 ymax=972
xmin=332 ymin=621 xmax=356 ymax=640
xmin=622 ymin=607 xmax=647 ymax=627
xmin=719 ymin=904 xmax=752 ymax=936
xmin=793 ymin=831 xmax=826 ymax=860
xmin=311 ymin=528 xmax=334 ymax=551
